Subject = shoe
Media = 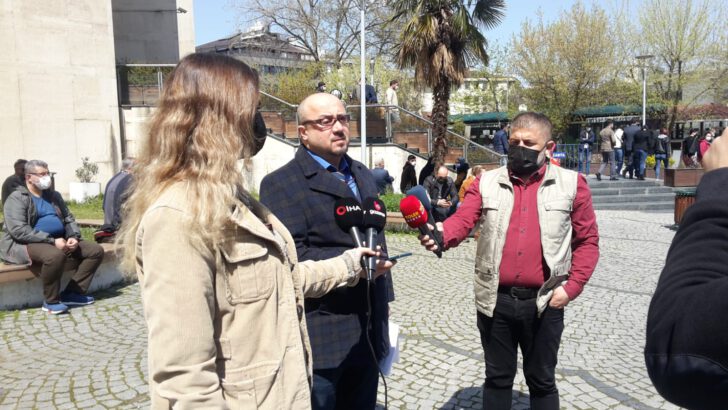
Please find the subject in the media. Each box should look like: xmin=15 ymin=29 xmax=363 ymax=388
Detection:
xmin=637 ymin=176 xmax=645 ymax=180
xmin=60 ymin=291 xmax=95 ymax=306
xmin=42 ymin=301 xmax=69 ymax=315
xmin=609 ymin=177 xmax=618 ymax=181
xmin=596 ymin=173 xmax=602 ymax=181
xmin=621 ymin=169 xmax=628 ymax=177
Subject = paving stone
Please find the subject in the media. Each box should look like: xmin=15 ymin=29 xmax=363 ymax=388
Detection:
xmin=0 ymin=210 xmax=685 ymax=409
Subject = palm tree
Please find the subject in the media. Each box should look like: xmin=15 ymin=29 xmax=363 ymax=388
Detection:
xmin=391 ymin=0 xmax=505 ymax=165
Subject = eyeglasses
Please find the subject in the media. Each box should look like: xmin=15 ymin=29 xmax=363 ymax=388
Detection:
xmin=301 ymin=114 xmax=351 ymax=129
xmin=28 ymin=172 xmax=50 ymax=177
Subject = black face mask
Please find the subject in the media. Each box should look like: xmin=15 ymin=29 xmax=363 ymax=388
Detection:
xmin=251 ymin=111 xmax=267 ymax=156
xmin=507 ymin=145 xmax=545 ymax=176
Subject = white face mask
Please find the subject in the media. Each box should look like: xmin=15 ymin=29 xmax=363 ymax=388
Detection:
xmin=410 ymin=160 xmax=416 ymax=166
xmin=35 ymin=175 xmax=52 ymax=190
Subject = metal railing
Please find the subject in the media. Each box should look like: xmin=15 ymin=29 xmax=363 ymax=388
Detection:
xmin=114 ymin=72 xmax=504 ymax=164
xmin=258 ymin=91 xmax=504 ymax=164
xmin=116 ymin=64 xmax=176 ymax=106
xmin=553 ymin=144 xmax=593 ymax=171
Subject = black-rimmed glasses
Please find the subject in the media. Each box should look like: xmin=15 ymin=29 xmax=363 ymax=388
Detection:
xmin=300 ymin=114 xmax=351 ymax=130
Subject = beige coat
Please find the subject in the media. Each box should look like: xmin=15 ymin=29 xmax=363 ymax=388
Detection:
xmin=136 ymin=183 xmax=359 ymax=409
xmin=599 ymin=127 xmax=616 ymax=152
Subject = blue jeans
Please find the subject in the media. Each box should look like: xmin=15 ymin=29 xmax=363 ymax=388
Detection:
xmin=614 ymin=148 xmax=624 ymax=175
xmin=311 ymin=358 xmax=380 ymax=410
xmin=578 ymin=148 xmax=591 ymax=175
xmin=654 ymin=153 xmax=669 ymax=179
xmin=633 ymin=150 xmax=648 ymax=178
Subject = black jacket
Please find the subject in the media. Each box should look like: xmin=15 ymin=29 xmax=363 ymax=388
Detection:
xmin=418 ymin=158 xmax=436 ymax=186
xmin=400 ymin=162 xmax=417 ymax=193
xmin=645 ymin=168 xmax=728 ymax=409
xmin=633 ymin=129 xmax=651 ymax=152
xmin=623 ymin=124 xmax=640 ymax=151
xmin=259 ymin=147 xmax=394 ymax=362
xmin=1 ymin=175 xmax=25 ymax=205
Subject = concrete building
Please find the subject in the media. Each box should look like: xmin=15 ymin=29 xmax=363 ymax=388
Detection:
xmin=196 ymin=22 xmax=315 ymax=74
xmin=0 ymin=0 xmax=194 ymax=197
xmin=448 ymin=76 xmax=517 ymax=115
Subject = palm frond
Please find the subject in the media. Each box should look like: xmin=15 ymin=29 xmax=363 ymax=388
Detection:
xmin=472 ymin=0 xmax=505 ymax=30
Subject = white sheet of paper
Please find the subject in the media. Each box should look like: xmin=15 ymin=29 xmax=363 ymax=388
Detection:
xmin=379 ymin=321 xmax=400 ymax=376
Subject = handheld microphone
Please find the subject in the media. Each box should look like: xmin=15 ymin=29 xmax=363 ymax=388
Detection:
xmin=362 ymin=197 xmax=387 ymax=281
xmin=334 ymin=197 xmax=365 ymax=247
xmin=399 ymin=194 xmax=443 ymax=258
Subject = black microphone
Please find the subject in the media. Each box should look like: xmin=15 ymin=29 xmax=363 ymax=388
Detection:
xmin=406 ymin=185 xmax=444 ymax=251
xmin=362 ymin=197 xmax=387 ymax=281
xmin=334 ymin=197 xmax=365 ymax=247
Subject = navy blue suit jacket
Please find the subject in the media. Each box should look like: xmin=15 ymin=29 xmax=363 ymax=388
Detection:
xmin=259 ymin=147 xmax=394 ymax=361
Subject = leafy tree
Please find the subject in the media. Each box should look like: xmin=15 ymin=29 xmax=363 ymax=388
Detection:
xmin=257 ymin=59 xmax=424 ymax=112
xmin=636 ymin=0 xmax=727 ymax=132
xmin=258 ymin=62 xmax=326 ymax=112
xmin=677 ymin=103 xmax=728 ymax=121
xmin=464 ymin=41 xmax=514 ymax=112
xmin=390 ymin=0 xmax=505 ymax=164
xmin=511 ymin=3 xmax=618 ymax=131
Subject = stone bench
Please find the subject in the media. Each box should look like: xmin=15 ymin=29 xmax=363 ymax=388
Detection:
xmin=0 ymin=242 xmax=127 ymax=310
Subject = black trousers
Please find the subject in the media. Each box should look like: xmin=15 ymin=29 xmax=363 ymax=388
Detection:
xmin=27 ymin=241 xmax=104 ymax=303
xmin=311 ymin=357 xmax=380 ymax=410
xmin=623 ymin=150 xmax=634 ymax=177
xmin=477 ymin=292 xmax=564 ymax=410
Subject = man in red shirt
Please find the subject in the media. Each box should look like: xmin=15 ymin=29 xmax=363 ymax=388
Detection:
xmin=419 ymin=112 xmax=599 ymax=410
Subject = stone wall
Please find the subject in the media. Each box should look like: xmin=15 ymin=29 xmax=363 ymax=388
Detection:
xmin=0 ymin=0 xmax=122 ymax=196
xmin=0 ymin=1 xmax=193 ymax=196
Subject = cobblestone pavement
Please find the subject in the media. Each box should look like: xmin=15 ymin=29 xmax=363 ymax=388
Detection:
xmin=0 ymin=210 xmax=680 ymax=409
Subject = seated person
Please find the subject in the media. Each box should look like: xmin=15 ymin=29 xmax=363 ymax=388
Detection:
xmin=0 ymin=160 xmax=104 ymax=315
xmin=423 ymin=165 xmax=458 ymax=222
xmin=2 ymin=159 xmax=27 ymax=205
xmin=100 ymin=158 xmax=134 ymax=240
xmin=371 ymin=158 xmax=395 ymax=195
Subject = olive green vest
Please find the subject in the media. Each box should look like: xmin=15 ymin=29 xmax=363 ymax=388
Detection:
xmin=474 ymin=165 xmax=578 ymax=316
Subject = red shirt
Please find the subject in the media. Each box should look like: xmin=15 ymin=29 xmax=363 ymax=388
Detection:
xmin=442 ymin=165 xmax=599 ymax=300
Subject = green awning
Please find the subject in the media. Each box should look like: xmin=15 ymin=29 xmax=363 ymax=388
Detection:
xmin=449 ymin=112 xmax=509 ymax=124
xmin=572 ymin=104 xmax=666 ymax=117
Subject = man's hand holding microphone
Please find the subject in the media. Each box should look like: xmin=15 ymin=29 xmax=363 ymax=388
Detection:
xmin=399 ymin=186 xmax=444 ymax=257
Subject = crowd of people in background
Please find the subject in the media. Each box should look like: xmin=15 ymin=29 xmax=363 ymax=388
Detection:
xmin=573 ymin=119 xmax=721 ymax=180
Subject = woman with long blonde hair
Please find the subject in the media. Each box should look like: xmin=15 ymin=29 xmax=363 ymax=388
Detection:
xmin=119 ymin=53 xmax=382 ymax=409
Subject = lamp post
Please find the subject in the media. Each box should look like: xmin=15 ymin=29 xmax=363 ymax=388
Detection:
xmin=359 ymin=1 xmax=367 ymax=166
xmin=636 ymin=54 xmax=654 ymax=126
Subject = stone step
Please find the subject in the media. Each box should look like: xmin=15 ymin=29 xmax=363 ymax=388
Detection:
xmin=589 ymin=186 xmax=675 ymax=196
xmin=591 ymin=193 xmax=675 ymax=204
xmin=593 ymin=202 xmax=674 ymax=211
xmin=586 ymin=179 xmax=663 ymax=189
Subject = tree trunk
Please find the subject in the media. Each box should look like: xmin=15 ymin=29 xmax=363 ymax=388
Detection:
xmin=667 ymin=61 xmax=683 ymax=136
xmin=431 ymin=72 xmax=451 ymax=166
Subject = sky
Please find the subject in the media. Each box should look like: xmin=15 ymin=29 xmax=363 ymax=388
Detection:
xmin=193 ymin=0 xmax=636 ymax=47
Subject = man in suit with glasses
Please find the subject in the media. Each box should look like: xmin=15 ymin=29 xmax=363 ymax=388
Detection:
xmin=260 ymin=93 xmax=395 ymax=410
